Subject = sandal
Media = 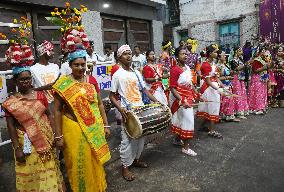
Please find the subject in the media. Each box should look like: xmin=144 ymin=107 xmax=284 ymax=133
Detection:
xmin=208 ymin=131 xmax=223 ymax=139
xmin=122 ymin=166 xmax=135 ymax=182
xmin=132 ymin=160 xmax=148 ymax=168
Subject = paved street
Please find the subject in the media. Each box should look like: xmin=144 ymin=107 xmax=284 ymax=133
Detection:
xmin=1 ymin=108 xmax=284 ymax=192
xmin=105 ymin=108 xmax=284 ymax=192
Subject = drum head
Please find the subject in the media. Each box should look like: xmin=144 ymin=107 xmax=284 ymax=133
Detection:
xmin=125 ymin=111 xmax=142 ymax=139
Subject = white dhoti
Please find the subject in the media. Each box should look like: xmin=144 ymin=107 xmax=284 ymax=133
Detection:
xmin=120 ymin=127 xmax=145 ymax=167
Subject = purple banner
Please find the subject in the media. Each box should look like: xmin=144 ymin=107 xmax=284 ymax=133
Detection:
xmin=259 ymin=0 xmax=284 ymax=43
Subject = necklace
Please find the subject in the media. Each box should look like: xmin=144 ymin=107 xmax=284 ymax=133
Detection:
xmin=18 ymin=90 xmax=35 ymax=99
xmin=70 ymin=74 xmax=86 ymax=83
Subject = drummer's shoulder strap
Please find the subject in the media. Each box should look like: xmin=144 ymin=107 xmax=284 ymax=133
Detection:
xmin=120 ymin=95 xmax=132 ymax=111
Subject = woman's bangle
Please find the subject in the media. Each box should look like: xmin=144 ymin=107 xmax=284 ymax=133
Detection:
xmin=13 ymin=145 xmax=21 ymax=150
xmin=54 ymin=135 xmax=63 ymax=141
xmin=104 ymin=125 xmax=111 ymax=128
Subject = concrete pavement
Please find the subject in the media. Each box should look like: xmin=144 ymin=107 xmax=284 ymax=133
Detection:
xmin=0 ymin=108 xmax=284 ymax=192
xmin=106 ymin=108 xmax=284 ymax=192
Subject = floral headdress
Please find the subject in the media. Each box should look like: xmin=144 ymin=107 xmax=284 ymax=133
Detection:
xmin=4 ymin=16 xmax=34 ymax=67
xmin=186 ymin=38 xmax=199 ymax=53
xmin=0 ymin=33 xmax=7 ymax=41
xmin=37 ymin=40 xmax=54 ymax=57
xmin=47 ymin=2 xmax=90 ymax=53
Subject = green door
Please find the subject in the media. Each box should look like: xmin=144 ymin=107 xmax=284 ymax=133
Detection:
xmin=219 ymin=22 xmax=240 ymax=51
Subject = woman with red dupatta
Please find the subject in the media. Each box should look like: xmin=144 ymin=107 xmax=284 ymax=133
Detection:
xmin=143 ymin=50 xmax=168 ymax=105
xmin=197 ymin=44 xmax=225 ymax=139
xmin=170 ymin=47 xmax=200 ymax=156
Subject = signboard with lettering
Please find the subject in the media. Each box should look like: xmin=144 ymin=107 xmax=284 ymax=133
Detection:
xmin=260 ymin=0 xmax=284 ymax=43
xmin=93 ymin=62 xmax=114 ymax=90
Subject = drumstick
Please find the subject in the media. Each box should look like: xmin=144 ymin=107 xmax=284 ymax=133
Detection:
xmin=191 ymin=101 xmax=220 ymax=106
xmin=224 ymin=94 xmax=243 ymax=98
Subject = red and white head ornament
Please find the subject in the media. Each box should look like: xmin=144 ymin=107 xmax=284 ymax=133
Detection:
xmin=4 ymin=16 xmax=34 ymax=67
xmin=37 ymin=40 xmax=54 ymax=56
xmin=5 ymin=43 xmax=34 ymax=66
xmin=61 ymin=28 xmax=90 ymax=53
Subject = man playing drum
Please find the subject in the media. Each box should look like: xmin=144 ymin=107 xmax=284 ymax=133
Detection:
xmin=109 ymin=45 xmax=159 ymax=181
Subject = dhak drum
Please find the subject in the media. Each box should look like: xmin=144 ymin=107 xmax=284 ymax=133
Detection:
xmin=125 ymin=103 xmax=172 ymax=139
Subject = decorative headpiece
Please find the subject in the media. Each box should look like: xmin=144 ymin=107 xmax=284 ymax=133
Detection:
xmin=67 ymin=49 xmax=87 ymax=62
xmin=0 ymin=33 xmax=7 ymax=41
xmin=3 ymin=17 xmax=34 ymax=74
xmin=186 ymin=38 xmax=199 ymax=53
xmin=37 ymin=40 xmax=54 ymax=56
xmin=162 ymin=41 xmax=172 ymax=50
xmin=117 ymin=44 xmax=132 ymax=58
xmin=212 ymin=44 xmax=219 ymax=51
xmin=47 ymin=2 xmax=90 ymax=53
xmin=263 ymin=50 xmax=272 ymax=62
xmin=206 ymin=44 xmax=219 ymax=58
xmin=12 ymin=66 xmax=31 ymax=75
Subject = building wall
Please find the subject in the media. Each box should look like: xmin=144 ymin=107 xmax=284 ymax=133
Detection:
xmin=4 ymin=0 xmax=160 ymax=21
xmin=178 ymin=0 xmax=259 ymax=51
xmin=82 ymin=11 xmax=104 ymax=56
xmin=1 ymin=0 xmax=165 ymax=60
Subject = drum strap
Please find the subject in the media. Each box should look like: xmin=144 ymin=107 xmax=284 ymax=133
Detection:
xmin=120 ymin=95 xmax=132 ymax=111
xmin=133 ymin=70 xmax=151 ymax=105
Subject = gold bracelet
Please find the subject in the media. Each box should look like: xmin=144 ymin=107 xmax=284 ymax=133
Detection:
xmin=54 ymin=135 xmax=63 ymax=141
xmin=13 ymin=145 xmax=21 ymax=150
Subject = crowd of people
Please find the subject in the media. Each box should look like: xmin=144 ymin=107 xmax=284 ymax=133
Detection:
xmin=1 ymin=5 xmax=283 ymax=192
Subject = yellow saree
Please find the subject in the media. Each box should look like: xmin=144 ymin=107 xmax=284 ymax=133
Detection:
xmin=53 ymin=75 xmax=111 ymax=192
